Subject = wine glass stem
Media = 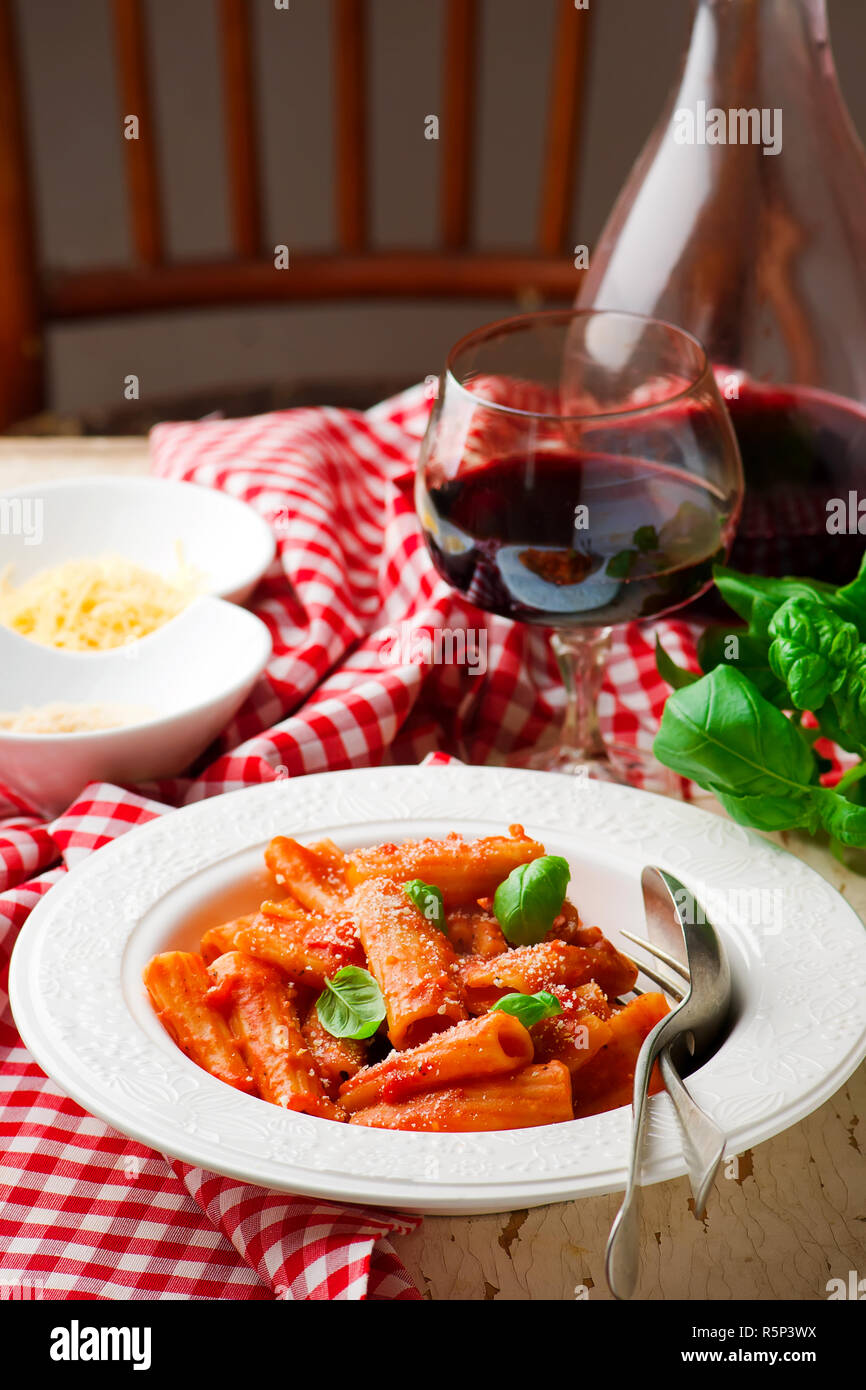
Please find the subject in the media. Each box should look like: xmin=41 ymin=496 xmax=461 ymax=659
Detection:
xmin=551 ymin=628 xmax=612 ymax=760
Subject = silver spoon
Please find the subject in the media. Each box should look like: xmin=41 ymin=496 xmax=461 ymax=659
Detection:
xmin=605 ymin=866 xmax=732 ymax=1300
xmin=619 ymin=924 xmax=727 ymax=1222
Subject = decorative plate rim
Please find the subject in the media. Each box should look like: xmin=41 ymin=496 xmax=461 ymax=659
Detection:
xmin=10 ymin=765 xmax=866 ymax=1215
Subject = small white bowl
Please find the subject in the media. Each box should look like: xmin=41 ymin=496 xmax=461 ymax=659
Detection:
xmin=0 ymin=474 xmax=277 ymax=813
xmin=0 ymin=476 xmax=276 ymax=604
xmin=0 ymin=597 xmax=272 ymax=815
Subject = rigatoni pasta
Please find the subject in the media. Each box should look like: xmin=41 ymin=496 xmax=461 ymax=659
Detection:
xmin=531 ymin=985 xmax=614 ymax=1081
xmin=213 ymin=903 xmax=362 ymax=990
xmin=348 ymin=1062 xmax=574 ymax=1132
xmin=572 ymin=993 xmax=670 ymax=1117
xmin=338 ymin=1011 xmax=533 ymax=1112
xmin=265 ymin=836 xmax=349 ymax=914
xmin=144 ymin=826 xmax=669 ymax=1132
xmin=353 ymin=877 xmax=467 ymax=1049
xmin=143 ymin=952 xmax=254 ymax=1093
xmin=207 ymin=952 xmax=344 ymax=1120
xmin=200 ymin=916 xmax=256 ymax=964
xmin=345 ymin=827 xmax=545 ymax=906
xmin=302 ymin=1003 xmax=368 ymax=1098
xmin=459 ymin=938 xmax=637 ymax=1011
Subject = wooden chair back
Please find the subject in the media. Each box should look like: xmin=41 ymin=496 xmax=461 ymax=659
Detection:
xmin=0 ymin=0 xmax=593 ymax=427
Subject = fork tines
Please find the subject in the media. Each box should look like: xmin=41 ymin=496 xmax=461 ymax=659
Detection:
xmin=620 ymin=928 xmax=689 ymax=1002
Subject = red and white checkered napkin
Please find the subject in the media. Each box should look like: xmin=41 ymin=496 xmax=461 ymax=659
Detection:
xmin=0 ymin=383 xmax=704 ymax=1300
xmin=0 ymin=787 xmax=422 ymax=1300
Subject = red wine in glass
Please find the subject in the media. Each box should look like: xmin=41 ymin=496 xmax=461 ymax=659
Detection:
xmin=415 ymin=308 xmax=743 ymax=783
xmin=419 ymin=450 xmax=734 ymax=627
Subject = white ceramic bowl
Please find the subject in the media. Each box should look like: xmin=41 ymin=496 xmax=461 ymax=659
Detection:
xmin=0 ymin=598 xmax=272 ymax=814
xmin=0 ymin=475 xmax=276 ymax=813
xmin=0 ymin=475 xmax=276 ymax=604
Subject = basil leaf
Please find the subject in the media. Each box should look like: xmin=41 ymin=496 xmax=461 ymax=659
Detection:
xmin=809 ymin=702 xmax=864 ymax=760
xmin=316 ymin=966 xmax=385 ymax=1040
xmin=654 ymin=665 xmax=818 ymax=795
xmin=712 ymin=784 xmax=866 ymax=846
xmin=713 ymin=565 xmax=838 ymax=637
xmin=655 ymin=635 xmax=700 ymax=690
xmin=768 ymin=598 xmax=855 ymax=711
xmin=403 ymin=878 xmax=446 ymax=932
xmin=493 ymin=855 xmax=571 ymax=946
xmin=696 ymin=624 xmax=789 ymax=706
xmin=768 ymin=598 xmax=866 ymax=756
xmin=713 ymin=561 xmax=866 ymax=642
xmin=709 ymin=787 xmax=821 ymax=835
xmin=490 ymin=991 xmax=563 ymax=1027
xmin=830 ymin=551 xmax=866 ymax=632
xmin=807 ymin=787 xmax=866 ymax=845
xmin=653 ymin=664 xmax=866 ymax=845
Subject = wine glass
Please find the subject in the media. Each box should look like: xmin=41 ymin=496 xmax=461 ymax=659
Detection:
xmin=415 ymin=308 xmax=743 ymax=785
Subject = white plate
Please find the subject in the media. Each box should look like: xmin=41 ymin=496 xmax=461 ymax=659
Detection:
xmin=10 ymin=766 xmax=866 ymax=1215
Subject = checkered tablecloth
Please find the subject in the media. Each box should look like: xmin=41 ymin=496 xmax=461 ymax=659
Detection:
xmin=0 ymin=384 xmax=704 ymax=1300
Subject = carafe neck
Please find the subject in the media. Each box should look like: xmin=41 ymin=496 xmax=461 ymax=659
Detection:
xmin=680 ymin=0 xmax=838 ymax=104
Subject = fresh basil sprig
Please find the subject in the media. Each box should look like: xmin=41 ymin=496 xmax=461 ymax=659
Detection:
xmin=403 ymin=879 xmax=446 ymax=932
xmin=316 ymin=966 xmax=385 ymax=1040
xmin=653 ymin=551 xmax=866 ymax=859
xmin=490 ymin=991 xmax=563 ymax=1028
xmin=493 ymin=855 xmax=571 ymax=946
xmin=713 ymin=562 xmax=866 ymax=642
xmin=653 ymin=664 xmax=866 ymax=846
xmin=768 ymin=598 xmax=866 ymax=756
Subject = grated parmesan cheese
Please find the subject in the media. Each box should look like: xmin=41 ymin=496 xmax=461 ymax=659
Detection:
xmin=0 ymin=702 xmax=154 ymax=734
xmin=0 ymin=550 xmax=201 ymax=651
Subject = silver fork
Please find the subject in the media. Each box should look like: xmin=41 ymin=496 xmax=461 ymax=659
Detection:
xmin=619 ymin=931 xmax=727 ymax=1223
xmin=605 ymin=867 xmax=731 ymax=1300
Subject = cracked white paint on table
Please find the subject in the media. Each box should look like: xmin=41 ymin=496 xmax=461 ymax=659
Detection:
xmin=4 ymin=438 xmax=865 ymax=1301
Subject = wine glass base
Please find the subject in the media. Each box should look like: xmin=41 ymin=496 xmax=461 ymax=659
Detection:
xmin=508 ymin=741 xmax=681 ymax=797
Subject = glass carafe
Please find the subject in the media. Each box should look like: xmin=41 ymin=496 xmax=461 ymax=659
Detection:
xmin=578 ymin=0 xmax=866 ymax=583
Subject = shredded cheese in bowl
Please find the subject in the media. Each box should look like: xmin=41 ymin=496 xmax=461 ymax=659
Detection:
xmin=0 ymin=702 xmax=155 ymax=735
xmin=0 ymin=551 xmax=201 ymax=651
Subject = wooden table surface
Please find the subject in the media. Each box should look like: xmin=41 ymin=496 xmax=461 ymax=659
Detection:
xmin=3 ymin=437 xmax=865 ymax=1302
